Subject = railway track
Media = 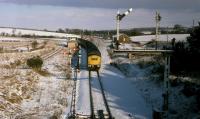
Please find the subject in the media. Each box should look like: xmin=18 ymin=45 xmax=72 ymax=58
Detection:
xmin=69 ymin=70 xmax=113 ymax=119
xmin=17 ymin=47 xmax=62 ymax=69
xmin=41 ymin=47 xmax=62 ymax=60
xmin=68 ymin=69 xmax=78 ymax=118
xmin=89 ymin=71 xmax=113 ymax=119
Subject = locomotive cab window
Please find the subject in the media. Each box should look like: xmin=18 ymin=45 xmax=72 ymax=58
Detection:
xmin=91 ymin=58 xmax=98 ymax=60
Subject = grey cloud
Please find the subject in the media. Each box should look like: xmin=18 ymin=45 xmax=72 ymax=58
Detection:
xmin=1 ymin=0 xmax=200 ymax=12
xmin=0 ymin=0 xmax=199 ymax=30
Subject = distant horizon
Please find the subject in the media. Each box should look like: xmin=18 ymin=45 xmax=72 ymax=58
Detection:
xmin=0 ymin=25 xmax=193 ymax=32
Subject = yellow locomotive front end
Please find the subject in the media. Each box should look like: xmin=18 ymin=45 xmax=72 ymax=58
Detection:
xmin=88 ymin=55 xmax=101 ymax=71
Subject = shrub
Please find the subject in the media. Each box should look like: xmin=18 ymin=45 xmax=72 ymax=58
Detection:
xmin=27 ymin=56 xmax=43 ymax=70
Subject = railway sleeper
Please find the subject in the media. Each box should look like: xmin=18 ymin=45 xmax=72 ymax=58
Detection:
xmin=75 ymin=114 xmax=91 ymax=119
xmin=74 ymin=113 xmax=109 ymax=119
xmin=94 ymin=110 xmax=109 ymax=119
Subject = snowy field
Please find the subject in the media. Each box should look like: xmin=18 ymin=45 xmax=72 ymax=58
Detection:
xmin=0 ymin=37 xmax=32 ymax=42
xmin=0 ymin=36 xmax=66 ymax=43
xmin=131 ymin=34 xmax=190 ymax=43
xmin=0 ymin=40 xmax=57 ymax=66
xmin=0 ymin=27 xmax=80 ymax=38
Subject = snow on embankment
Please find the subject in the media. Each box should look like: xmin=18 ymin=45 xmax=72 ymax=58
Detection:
xmin=111 ymin=57 xmax=145 ymax=77
xmin=111 ymin=57 xmax=163 ymax=108
xmin=111 ymin=56 xmax=200 ymax=118
xmin=92 ymin=38 xmax=152 ymax=119
xmin=101 ymin=65 xmax=152 ymax=119
xmin=92 ymin=36 xmax=200 ymax=118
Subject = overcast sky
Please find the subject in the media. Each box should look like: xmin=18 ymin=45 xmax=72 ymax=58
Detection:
xmin=0 ymin=0 xmax=200 ymax=30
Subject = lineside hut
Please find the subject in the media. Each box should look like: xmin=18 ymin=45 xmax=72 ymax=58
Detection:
xmin=67 ymin=40 xmax=78 ymax=54
xmin=113 ymin=34 xmax=132 ymax=50
xmin=118 ymin=34 xmax=131 ymax=44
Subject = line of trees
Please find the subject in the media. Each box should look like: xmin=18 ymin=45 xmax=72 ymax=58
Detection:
xmin=171 ymin=23 xmax=200 ymax=74
xmin=0 ymin=24 xmax=190 ymax=39
xmin=55 ymin=24 xmax=190 ymax=39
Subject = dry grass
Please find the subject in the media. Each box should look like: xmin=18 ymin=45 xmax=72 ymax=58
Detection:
xmin=6 ymin=93 xmax=23 ymax=104
xmin=0 ymin=69 xmax=39 ymax=118
xmin=0 ymin=43 xmax=72 ymax=118
xmin=0 ymin=104 xmax=6 ymax=111
xmin=0 ymin=41 xmax=30 ymax=47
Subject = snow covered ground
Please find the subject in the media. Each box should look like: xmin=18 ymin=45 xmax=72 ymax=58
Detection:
xmin=0 ymin=27 xmax=80 ymax=38
xmin=90 ymin=72 xmax=108 ymax=115
xmin=110 ymin=56 xmax=200 ymax=119
xmin=131 ymin=34 xmax=189 ymax=43
xmin=0 ymin=36 xmax=70 ymax=43
xmin=0 ymin=47 xmax=54 ymax=66
xmin=109 ymin=57 xmax=163 ymax=113
xmin=101 ymin=65 xmax=152 ymax=119
xmin=70 ymin=47 xmax=91 ymax=117
xmin=89 ymin=38 xmax=152 ymax=119
xmin=70 ymin=35 xmax=199 ymax=119
xmin=74 ymin=39 xmax=114 ymax=117
xmin=0 ymin=37 xmax=31 ymax=42
xmin=0 ymin=47 xmax=73 ymax=119
xmin=18 ymin=51 xmax=73 ymax=119
xmin=75 ymin=70 xmax=91 ymax=116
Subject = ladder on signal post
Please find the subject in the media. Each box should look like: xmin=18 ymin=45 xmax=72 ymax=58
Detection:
xmin=163 ymin=55 xmax=170 ymax=118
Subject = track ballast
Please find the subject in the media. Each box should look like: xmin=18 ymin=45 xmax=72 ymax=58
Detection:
xmin=89 ymin=71 xmax=113 ymax=119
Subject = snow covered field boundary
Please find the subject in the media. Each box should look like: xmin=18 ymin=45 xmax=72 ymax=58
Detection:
xmin=131 ymin=34 xmax=189 ymax=43
xmin=0 ymin=46 xmax=56 ymax=67
xmin=0 ymin=27 xmax=80 ymax=38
